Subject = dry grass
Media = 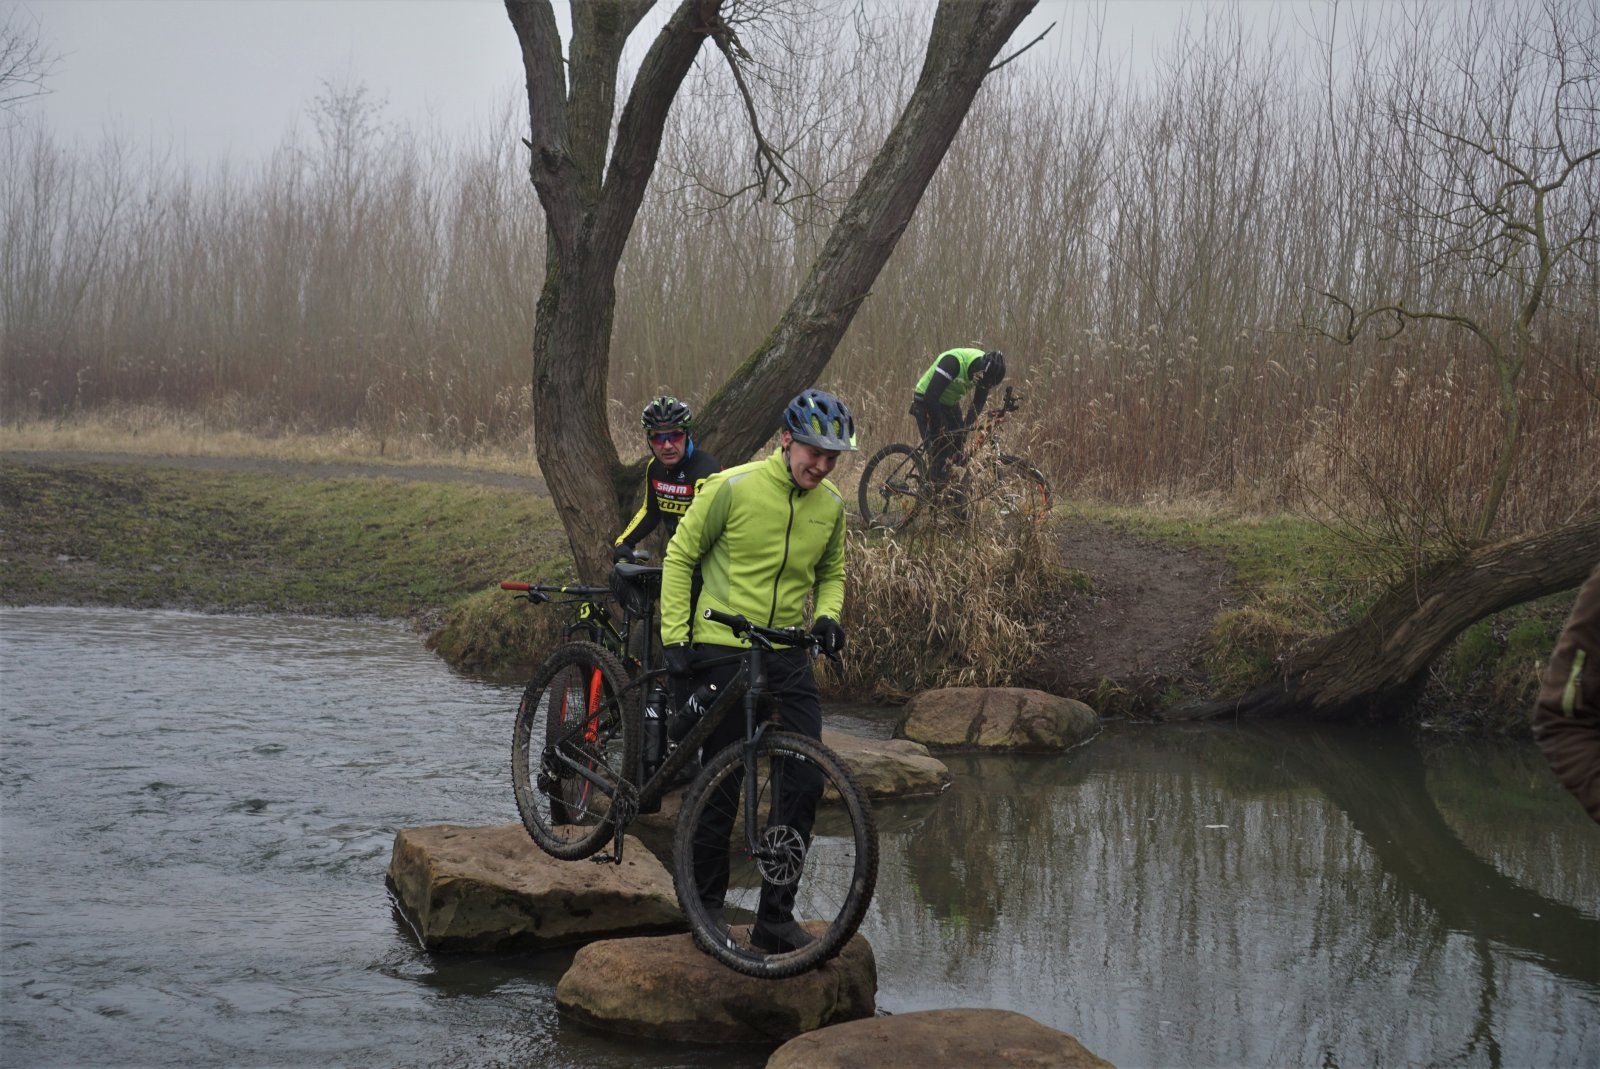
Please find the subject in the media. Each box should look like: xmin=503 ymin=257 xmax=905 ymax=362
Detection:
xmin=3 ymin=4 xmax=1596 ymax=539
xmin=831 ymin=514 xmax=1068 ymax=700
xmin=0 ymin=404 xmax=533 ymax=474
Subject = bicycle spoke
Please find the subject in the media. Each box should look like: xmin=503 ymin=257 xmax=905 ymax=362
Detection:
xmin=677 ymin=733 xmax=875 ymax=974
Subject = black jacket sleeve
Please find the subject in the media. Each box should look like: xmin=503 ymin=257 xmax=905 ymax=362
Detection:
xmin=615 ymin=461 xmax=662 ymax=548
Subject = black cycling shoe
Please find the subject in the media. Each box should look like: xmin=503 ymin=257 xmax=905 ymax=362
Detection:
xmin=749 ymin=920 xmax=816 ymax=954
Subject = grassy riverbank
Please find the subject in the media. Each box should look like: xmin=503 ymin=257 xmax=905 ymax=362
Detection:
xmin=0 ymin=459 xmax=566 ymax=630
xmin=2 ymin=455 xmax=1563 ymax=732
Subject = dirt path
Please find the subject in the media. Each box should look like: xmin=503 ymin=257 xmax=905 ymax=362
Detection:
xmin=1027 ymin=517 xmax=1235 ymax=708
xmin=1 ymin=449 xmax=546 ymax=494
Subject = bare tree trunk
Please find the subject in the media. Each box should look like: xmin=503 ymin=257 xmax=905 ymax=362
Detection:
xmin=508 ymin=0 xmax=1038 ymax=579
xmin=1172 ymin=515 xmax=1600 ymax=721
xmin=697 ymin=1 xmax=1038 ymax=464
xmin=508 ymin=0 xmax=715 ymax=580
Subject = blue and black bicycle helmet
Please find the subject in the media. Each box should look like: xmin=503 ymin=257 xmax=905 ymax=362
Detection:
xmin=782 ymin=388 xmax=858 ymax=452
xmin=640 ymin=395 xmax=693 ymax=431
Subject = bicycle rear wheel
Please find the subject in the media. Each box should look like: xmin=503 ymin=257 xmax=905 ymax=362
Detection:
xmin=512 ymin=641 xmax=639 ymax=860
xmin=672 ymin=731 xmax=878 ymax=979
xmin=858 ymin=443 xmax=927 ymax=530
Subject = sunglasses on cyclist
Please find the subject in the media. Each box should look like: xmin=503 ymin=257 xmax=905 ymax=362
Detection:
xmin=649 ymin=430 xmax=687 ymax=445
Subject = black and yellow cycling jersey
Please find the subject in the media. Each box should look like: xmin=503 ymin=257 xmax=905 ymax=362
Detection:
xmin=614 ymin=444 xmax=722 ymax=553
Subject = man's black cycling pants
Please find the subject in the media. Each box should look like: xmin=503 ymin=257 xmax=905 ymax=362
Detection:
xmin=911 ymin=397 xmax=964 ymax=481
xmin=679 ymin=644 xmax=823 ymax=926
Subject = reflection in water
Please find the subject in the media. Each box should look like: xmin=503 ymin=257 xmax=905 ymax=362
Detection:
xmin=860 ymin=726 xmax=1599 ymax=1068
xmin=3 ymin=609 xmax=1596 ymax=1068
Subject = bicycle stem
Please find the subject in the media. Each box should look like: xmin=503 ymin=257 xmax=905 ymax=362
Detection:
xmin=742 ymin=643 xmax=766 ymax=856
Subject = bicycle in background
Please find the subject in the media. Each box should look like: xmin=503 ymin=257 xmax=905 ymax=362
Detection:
xmin=857 ymin=385 xmax=1051 ymax=531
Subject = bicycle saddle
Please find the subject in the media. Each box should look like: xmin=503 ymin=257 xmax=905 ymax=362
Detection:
xmin=613 ymin=563 xmax=662 ymax=580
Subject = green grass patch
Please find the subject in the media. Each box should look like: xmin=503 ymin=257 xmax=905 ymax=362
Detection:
xmin=0 ymin=462 xmax=571 ymax=649
xmin=1422 ymin=593 xmax=1573 ymax=735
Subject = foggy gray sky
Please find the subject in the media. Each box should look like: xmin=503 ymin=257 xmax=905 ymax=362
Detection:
xmin=21 ymin=0 xmax=1415 ymax=161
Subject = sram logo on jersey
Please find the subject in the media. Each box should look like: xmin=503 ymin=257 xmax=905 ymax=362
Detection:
xmin=653 ymin=478 xmax=694 ymax=514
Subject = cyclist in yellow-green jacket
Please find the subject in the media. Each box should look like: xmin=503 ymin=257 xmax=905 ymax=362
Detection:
xmin=911 ymin=346 xmax=1006 ymax=482
xmin=658 ymin=387 xmax=855 ymax=955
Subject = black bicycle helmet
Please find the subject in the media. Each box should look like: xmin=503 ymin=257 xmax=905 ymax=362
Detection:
xmin=976 ymin=350 xmax=1006 ymax=387
xmin=640 ymin=395 xmax=693 ymax=431
xmin=782 ymin=388 xmax=858 ymax=452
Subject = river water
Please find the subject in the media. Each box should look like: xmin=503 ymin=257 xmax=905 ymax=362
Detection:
xmin=1 ymin=607 xmax=1596 ymax=1068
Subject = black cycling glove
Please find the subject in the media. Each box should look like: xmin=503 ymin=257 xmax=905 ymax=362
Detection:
xmin=663 ymin=643 xmax=694 ymax=678
xmin=810 ymin=616 xmax=846 ymax=656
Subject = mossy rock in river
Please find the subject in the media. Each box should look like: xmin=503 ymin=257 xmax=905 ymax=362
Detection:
xmin=386 ymin=824 xmax=684 ymax=952
xmin=557 ymin=927 xmax=875 ymax=1043
xmin=896 ymin=687 xmax=1099 ymax=752
xmin=766 ymin=1008 xmax=1114 ymax=1068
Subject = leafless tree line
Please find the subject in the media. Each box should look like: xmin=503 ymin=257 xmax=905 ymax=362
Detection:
xmin=2 ymin=2 xmax=1594 ymax=535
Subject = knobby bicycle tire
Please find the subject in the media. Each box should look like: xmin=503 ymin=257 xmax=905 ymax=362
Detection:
xmin=671 ymin=731 xmax=878 ymax=979
xmin=511 ymin=641 xmax=639 ymax=860
xmin=858 ymin=442 xmax=928 ymax=531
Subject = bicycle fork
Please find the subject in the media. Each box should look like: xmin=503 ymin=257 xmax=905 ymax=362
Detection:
xmin=740 ymin=647 xmax=797 ymax=880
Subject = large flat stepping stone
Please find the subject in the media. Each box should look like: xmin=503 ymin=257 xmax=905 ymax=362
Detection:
xmin=897 ymin=686 xmax=1099 ymax=751
xmin=387 ymin=823 xmax=684 ymax=952
xmin=821 ymin=730 xmax=950 ymax=799
xmin=557 ymin=928 xmax=876 ymax=1043
xmin=767 ymin=1008 xmax=1114 ymax=1067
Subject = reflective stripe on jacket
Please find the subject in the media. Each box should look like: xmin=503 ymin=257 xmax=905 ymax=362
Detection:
xmin=660 ymin=448 xmax=846 ymax=648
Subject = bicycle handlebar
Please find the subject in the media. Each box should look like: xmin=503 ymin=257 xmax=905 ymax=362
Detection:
xmin=499 ymin=580 xmax=609 ymax=597
xmin=701 ymin=608 xmax=841 ymax=664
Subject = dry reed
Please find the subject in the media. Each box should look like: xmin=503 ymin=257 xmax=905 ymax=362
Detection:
xmin=3 ymin=4 xmax=1596 ymax=537
xmin=831 ymin=515 xmax=1066 ymax=699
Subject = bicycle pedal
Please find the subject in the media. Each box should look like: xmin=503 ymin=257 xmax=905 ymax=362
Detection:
xmin=589 ymin=852 xmax=617 ymax=865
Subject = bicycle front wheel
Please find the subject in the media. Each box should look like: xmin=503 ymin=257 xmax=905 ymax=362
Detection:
xmin=994 ymin=456 xmax=1052 ymax=521
xmin=858 ymin=443 xmax=927 ymax=531
xmin=511 ymin=641 xmax=639 ymax=860
xmin=672 ymin=731 xmax=878 ymax=979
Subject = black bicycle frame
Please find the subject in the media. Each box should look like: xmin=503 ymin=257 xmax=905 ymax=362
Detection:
xmin=545 ymin=639 xmax=788 ymax=861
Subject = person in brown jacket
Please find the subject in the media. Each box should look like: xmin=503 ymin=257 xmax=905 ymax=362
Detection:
xmin=1532 ymin=563 xmax=1600 ymax=824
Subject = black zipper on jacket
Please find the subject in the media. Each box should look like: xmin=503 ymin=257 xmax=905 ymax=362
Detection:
xmin=769 ymin=487 xmax=796 ymax=626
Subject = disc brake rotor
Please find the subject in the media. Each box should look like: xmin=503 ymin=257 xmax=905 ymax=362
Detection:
xmin=754 ymin=824 xmax=807 ymax=885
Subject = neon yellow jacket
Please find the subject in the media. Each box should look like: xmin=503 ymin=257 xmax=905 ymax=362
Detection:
xmin=661 ymin=448 xmax=846 ymax=648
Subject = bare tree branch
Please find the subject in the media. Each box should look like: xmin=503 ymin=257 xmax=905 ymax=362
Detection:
xmin=709 ymin=14 xmax=794 ymax=202
xmin=0 ymin=7 xmax=59 ymax=117
xmin=504 ymin=0 xmax=582 ymax=253
xmin=592 ymin=0 xmax=720 ymax=266
xmin=988 ymin=20 xmax=1054 ymax=74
